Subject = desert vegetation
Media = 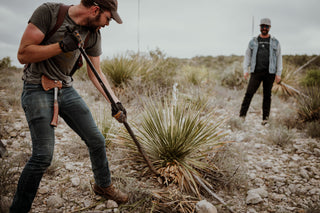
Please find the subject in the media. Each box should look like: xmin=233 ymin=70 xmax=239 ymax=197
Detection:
xmin=0 ymin=53 xmax=319 ymax=212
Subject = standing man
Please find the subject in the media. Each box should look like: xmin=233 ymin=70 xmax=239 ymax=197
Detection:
xmin=239 ymin=18 xmax=282 ymax=125
xmin=11 ymin=0 xmax=128 ymax=212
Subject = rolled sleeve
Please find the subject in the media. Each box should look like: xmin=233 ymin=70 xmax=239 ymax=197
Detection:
xmin=243 ymin=46 xmax=251 ymax=74
xmin=276 ymin=43 xmax=283 ymax=76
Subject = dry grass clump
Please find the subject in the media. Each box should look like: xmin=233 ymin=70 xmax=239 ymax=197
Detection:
xmin=220 ymin=61 xmax=246 ymax=89
xmin=0 ymin=159 xmax=20 ymax=196
xmin=266 ymin=124 xmax=295 ymax=149
xmin=226 ymin=117 xmax=245 ymax=131
xmin=136 ymin=49 xmax=178 ymax=93
xmin=179 ymin=64 xmax=209 ymax=86
xmin=0 ymin=67 xmax=23 ymax=111
xmin=210 ymin=144 xmax=248 ymax=191
xmin=276 ymin=106 xmax=301 ymax=129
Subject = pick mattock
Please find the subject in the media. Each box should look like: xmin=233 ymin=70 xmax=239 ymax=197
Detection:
xmin=73 ymin=29 xmax=159 ymax=177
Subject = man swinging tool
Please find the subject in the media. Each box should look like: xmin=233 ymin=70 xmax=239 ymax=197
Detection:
xmin=11 ymin=1 xmax=128 ymax=212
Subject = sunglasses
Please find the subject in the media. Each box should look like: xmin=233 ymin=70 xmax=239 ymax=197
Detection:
xmin=93 ymin=2 xmax=112 ymax=22
xmin=260 ymin=25 xmax=270 ymax=29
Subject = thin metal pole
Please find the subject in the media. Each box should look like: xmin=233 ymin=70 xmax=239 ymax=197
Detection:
xmin=137 ymin=0 xmax=140 ymax=54
xmin=251 ymin=16 xmax=254 ymax=37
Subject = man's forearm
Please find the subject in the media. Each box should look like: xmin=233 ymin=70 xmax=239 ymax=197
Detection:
xmin=18 ymin=43 xmax=62 ymax=64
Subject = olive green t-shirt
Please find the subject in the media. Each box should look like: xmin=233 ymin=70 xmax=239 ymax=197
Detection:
xmin=23 ymin=3 xmax=102 ymax=87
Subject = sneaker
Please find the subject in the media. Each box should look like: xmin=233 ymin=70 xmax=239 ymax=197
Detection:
xmin=239 ymin=116 xmax=246 ymax=122
xmin=261 ymin=120 xmax=268 ymax=125
xmin=93 ymin=183 xmax=129 ymax=204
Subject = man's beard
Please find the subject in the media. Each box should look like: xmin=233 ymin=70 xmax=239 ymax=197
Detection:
xmin=86 ymin=13 xmax=101 ymax=32
xmin=260 ymin=29 xmax=269 ymax=36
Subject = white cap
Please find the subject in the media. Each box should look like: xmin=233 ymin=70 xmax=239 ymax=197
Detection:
xmin=260 ymin=18 xmax=271 ymax=26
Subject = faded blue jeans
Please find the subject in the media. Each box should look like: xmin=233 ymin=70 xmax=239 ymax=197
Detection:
xmin=10 ymin=83 xmax=111 ymax=213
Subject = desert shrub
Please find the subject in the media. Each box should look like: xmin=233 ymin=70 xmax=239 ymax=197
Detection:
xmin=277 ymin=107 xmax=300 ymax=129
xmin=226 ymin=117 xmax=244 ymax=131
xmin=305 ymin=121 xmax=320 ymax=138
xmin=267 ymin=125 xmax=295 ymax=148
xmin=211 ymin=144 xmax=248 ymax=191
xmin=191 ymin=55 xmax=243 ymax=71
xmin=180 ymin=90 xmax=210 ymax=112
xmin=0 ymin=159 xmax=20 ymax=196
xmin=179 ymin=65 xmax=208 ymax=86
xmin=0 ymin=57 xmax=12 ymax=69
xmin=300 ymin=69 xmax=320 ymax=87
xmin=220 ymin=61 xmax=246 ymax=89
xmin=283 ymin=55 xmax=319 ymax=68
xmin=139 ymin=49 xmax=178 ymax=90
xmin=296 ymin=86 xmax=320 ymax=122
xmin=118 ymin=99 xmax=228 ymax=196
xmin=0 ymin=67 xmax=23 ymax=111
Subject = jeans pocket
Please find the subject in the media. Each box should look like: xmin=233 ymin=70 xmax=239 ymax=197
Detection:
xmin=23 ymin=83 xmax=43 ymax=91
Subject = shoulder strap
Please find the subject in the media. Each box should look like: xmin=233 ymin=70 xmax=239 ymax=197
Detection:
xmin=84 ymin=32 xmax=91 ymax=48
xmin=24 ymin=4 xmax=70 ymax=71
xmin=43 ymin=4 xmax=71 ymax=42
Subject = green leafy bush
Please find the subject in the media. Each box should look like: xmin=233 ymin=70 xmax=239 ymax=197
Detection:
xmin=300 ymin=69 xmax=320 ymax=87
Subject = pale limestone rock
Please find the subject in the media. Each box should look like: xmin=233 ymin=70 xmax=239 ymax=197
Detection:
xmin=106 ymin=200 xmax=118 ymax=209
xmin=47 ymin=195 xmax=64 ymax=208
xmin=195 ymin=200 xmax=217 ymax=213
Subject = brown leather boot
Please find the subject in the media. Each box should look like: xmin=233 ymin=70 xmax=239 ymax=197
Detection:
xmin=93 ymin=183 xmax=129 ymax=204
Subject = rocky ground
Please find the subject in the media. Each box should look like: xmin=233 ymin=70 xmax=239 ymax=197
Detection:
xmin=1 ymin=80 xmax=320 ymax=213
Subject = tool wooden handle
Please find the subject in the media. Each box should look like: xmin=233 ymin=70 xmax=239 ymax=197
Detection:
xmin=50 ymin=101 xmax=59 ymax=127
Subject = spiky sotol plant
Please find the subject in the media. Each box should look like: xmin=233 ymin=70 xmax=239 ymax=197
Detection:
xmin=296 ymin=86 xmax=320 ymax=122
xmin=118 ymin=99 xmax=229 ymax=196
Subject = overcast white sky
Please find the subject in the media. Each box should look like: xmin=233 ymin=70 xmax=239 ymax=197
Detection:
xmin=0 ymin=0 xmax=319 ymax=67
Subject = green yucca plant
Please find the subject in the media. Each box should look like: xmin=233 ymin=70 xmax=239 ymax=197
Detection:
xmin=296 ymin=86 xmax=320 ymax=122
xmin=118 ymin=99 xmax=229 ymax=196
xmin=101 ymin=54 xmax=140 ymax=87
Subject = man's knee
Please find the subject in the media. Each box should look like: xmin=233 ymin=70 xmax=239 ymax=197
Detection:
xmin=85 ymin=132 xmax=106 ymax=149
xmin=28 ymin=153 xmax=53 ymax=170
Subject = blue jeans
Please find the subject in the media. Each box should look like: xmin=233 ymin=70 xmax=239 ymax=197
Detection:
xmin=10 ymin=83 xmax=111 ymax=213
